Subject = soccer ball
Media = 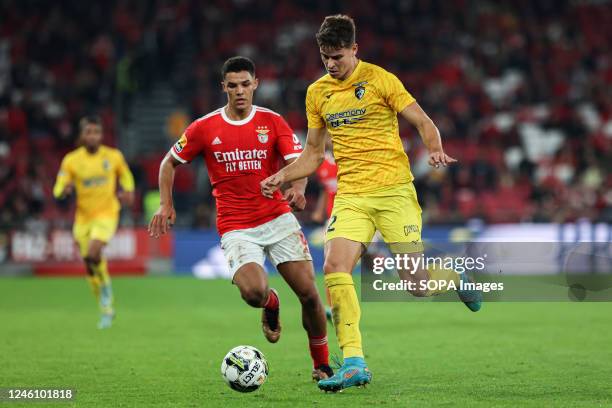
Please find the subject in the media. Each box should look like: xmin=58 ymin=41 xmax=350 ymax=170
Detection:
xmin=221 ymin=345 xmax=268 ymax=393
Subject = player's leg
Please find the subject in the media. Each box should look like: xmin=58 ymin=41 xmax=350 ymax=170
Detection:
xmin=375 ymin=183 xmax=482 ymax=311
xmin=317 ymin=195 xmax=375 ymax=391
xmin=221 ymin=235 xmax=281 ymax=343
xmin=73 ymin=222 xmax=102 ymax=306
xmin=276 ymin=260 xmax=332 ymax=380
xmin=87 ymin=219 xmax=119 ymax=328
xmin=268 ymin=228 xmax=331 ymax=380
xmin=232 ymin=263 xmax=281 ymax=343
xmin=85 ymin=239 xmax=115 ymax=328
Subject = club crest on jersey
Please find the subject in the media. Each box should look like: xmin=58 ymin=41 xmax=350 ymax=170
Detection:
xmin=175 ymin=133 xmax=187 ymax=152
xmin=353 ymin=81 xmax=368 ymax=100
xmin=102 ymin=159 xmax=110 ymax=171
xmin=256 ymin=126 xmax=269 ymax=143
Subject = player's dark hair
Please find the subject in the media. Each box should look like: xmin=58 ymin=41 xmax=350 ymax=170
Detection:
xmin=316 ymin=14 xmax=356 ymax=49
xmin=221 ymin=56 xmax=256 ymax=79
xmin=79 ymin=115 xmax=102 ymax=133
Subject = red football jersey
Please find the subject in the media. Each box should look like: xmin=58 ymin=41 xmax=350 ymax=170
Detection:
xmin=316 ymin=153 xmax=338 ymax=218
xmin=171 ymin=106 xmax=303 ymax=235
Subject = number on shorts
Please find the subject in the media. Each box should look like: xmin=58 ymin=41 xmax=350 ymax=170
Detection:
xmin=326 ymin=215 xmax=337 ymax=232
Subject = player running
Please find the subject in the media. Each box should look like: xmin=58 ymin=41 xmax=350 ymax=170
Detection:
xmin=53 ymin=115 xmax=135 ymax=329
xmin=148 ymin=56 xmax=333 ymax=381
xmin=261 ymin=15 xmax=483 ymax=391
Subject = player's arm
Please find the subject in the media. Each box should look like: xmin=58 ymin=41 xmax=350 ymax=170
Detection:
xmin=148 ymin=153 xmax=180 ymax=238
xmin=282 ymin=158 xmax=307 ymax=211
xmin=52 ymin=156 xmax=74 ymax=200
xmin=399 ymin=102 xmax=457 ymax=168
xmin=116 ymin=151 xmax=136 ymax=207
xmin=260 ymin=127 xmax=326 ymax=198
xmin=149 ymin=125 xmax=202 ymax=237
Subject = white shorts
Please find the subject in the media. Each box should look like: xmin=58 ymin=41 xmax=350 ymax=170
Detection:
xmin=220 ymin=213 xmax=312 ymax=277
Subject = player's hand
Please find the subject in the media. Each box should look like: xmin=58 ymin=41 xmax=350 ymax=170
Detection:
xmin=148 ymin=204 xmax=176 ymax=238
xmin=260 ymin=172 xmax=285 ymax=198
xmin=428 ymin=150 xmax=457 ymax=168
xmin=118 ymin=191 xmax=134 ymax=207
xmin=283 ymin=187 xmax=306 ymax=212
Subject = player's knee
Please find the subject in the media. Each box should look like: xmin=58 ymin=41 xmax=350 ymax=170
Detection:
xmin=240 ymin=286 xmax=267 ymax=308
xmin=323 ymin=257 xmax=350 ymax=274
xmin=86 ymin=253 xmax=102 ymax=264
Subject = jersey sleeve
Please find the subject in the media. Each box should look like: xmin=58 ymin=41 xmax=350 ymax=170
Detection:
xmin=170 ymin=120 xmax=205 ymax=163
xmin=274 ymin=115 xmax=303 ymax=161
xmin=53 ymin=155 xmax=74 ymax=199
xmin=305 ymin=84 xmax=325 ymax=129
xmin=114 ymin=150 xmax=135 ymax=192
xmin=381 ymin=70 xmax=416 ymax=113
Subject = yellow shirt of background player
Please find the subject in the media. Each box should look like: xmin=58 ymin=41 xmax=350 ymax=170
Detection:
xmin=306 ymin=60 xmax=416 ymax=195
xmin=53 ymin=145 xmax=135 ymax=224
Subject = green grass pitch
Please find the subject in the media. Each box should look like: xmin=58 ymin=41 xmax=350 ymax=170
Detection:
xmin=1 ymin=276 xmax=611 ymax=407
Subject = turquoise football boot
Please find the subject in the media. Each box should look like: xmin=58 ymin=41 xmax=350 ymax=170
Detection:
xmin=97 ymin=312 xmax=114 ymax=329
xmin=457 ymin=272 xmax=482 ymax=312
xmin=317 ymin=357 xmax=372 ymax=392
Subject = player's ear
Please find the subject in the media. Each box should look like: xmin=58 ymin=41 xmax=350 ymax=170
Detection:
xmin=352 ymin=43 xmax=358 ymax=57
xmin=221 ymin=80 xmax=227 ymax=92
xmin=252 ymin=77 xmax=259 ymax=90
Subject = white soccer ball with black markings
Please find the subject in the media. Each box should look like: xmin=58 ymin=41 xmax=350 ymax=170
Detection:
xmin=221 ymin=345 xmax=268 ymax=393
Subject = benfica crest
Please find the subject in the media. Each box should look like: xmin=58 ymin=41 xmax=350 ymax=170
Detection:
xmin=256 ymin=126 xmax=269 ymax=143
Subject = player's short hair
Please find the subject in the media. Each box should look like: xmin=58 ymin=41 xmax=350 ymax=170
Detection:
xmin=316 ymin=14 xmax=356 ymax=49
xmin=79 ymin=115 xmax=102 ymax=133
xmin=221 ymin=56 xmax=256 ymax=79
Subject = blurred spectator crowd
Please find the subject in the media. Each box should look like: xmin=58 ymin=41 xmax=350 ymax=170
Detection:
xmin=0 ymin=0 xmax=610 ymax=232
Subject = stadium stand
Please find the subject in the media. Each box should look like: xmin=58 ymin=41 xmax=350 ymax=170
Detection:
xmin=0 ymin=0 xmax=610 ymax=232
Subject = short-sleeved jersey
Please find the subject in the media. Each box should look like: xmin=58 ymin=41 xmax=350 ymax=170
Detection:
xmin=53 ymin=145 xmax=135 ymax=224
xmin=171 ymin=105 xmax=303 ymax=236
xmin=306 ymin=61 xmax=416 ymax=194
xmin=316 ymin=153 xmax=338 ymax=218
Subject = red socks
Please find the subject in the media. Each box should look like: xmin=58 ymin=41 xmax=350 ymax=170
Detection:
xmin=309 ymin=335 xmax=329 ymax=368
xmin=264 ymin=289 xmax=279 ymax=310
xmin=263 ymin=290 xmax=327 ymax=368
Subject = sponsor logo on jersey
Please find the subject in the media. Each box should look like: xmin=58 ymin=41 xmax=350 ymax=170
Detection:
xmin=212 ymin=136 xmax=222 ymax=145
xmin=83 ymin=176 xmax=108 ymax=187
xmin=325 ymin=108 xmax=367 ymax=128
xmin=256 ymin=126 xmax=269 ymax=143
xmin=174 ymin=133 xmax=188 ymax=152
xmin=102 ymin=159 xmax=110 ymax=171
xmin=213 ymin=148 xmax=268 ymax=173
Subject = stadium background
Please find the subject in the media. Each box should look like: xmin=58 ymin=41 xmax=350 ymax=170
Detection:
xmin=0 ymin=0 xmax=609 ymax=276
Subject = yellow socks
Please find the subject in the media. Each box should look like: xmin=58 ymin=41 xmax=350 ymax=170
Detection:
xmin=86 ymin=276 xmax=101 ymax=302
xmin=324 ymin=272 xmax=363 ymax=359
xmin=94 ymin=259 xmax=111 ymax=285
xmin=90 ymin=259 xmax=114 ymax=314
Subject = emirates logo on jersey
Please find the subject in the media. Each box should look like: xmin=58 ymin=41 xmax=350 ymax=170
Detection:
xmin=256 ymin=126 xmax=270 ymax=143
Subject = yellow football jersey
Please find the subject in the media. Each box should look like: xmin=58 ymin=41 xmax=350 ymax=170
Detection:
xmin=53 ymin=145 xmax=134 ymax=223
xmin=306 ymin=60 xmax=416 ymax=194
